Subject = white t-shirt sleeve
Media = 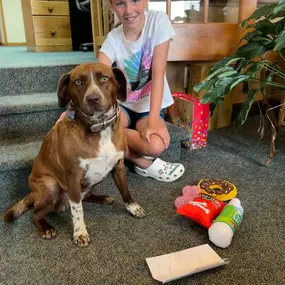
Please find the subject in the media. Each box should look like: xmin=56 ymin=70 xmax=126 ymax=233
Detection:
xmin=99 ymin=31 xmax=116 ymax=63
xmin=153 ymin=12 xmax=176 ymax=47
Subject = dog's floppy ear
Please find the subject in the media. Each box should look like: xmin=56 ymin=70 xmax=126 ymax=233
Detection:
xmin=57 ymin=73 xmax=71 ymax=107
xmin=112 ymin=67 xmax=127 ymax=102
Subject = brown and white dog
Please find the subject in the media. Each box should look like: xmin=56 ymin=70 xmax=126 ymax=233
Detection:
xmin=3 ymin=63 xmax=146 ymax=247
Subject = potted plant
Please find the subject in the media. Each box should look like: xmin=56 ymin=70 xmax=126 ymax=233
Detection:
xmin=194 ymin=0 xmax=285 ymax=166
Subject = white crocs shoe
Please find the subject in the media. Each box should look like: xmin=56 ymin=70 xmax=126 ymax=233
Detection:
xmin=134 ymin=158 xmax=185 ymax=182
xmin=142 ymin=155 xmax=155 ymax=160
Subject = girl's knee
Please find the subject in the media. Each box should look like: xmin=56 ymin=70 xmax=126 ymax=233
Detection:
xmin=145 ymin=135 xmax=165 ymax=157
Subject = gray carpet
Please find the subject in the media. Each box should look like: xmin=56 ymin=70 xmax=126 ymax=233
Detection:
xmin=1 ymin=116 xmax=284 ymax=285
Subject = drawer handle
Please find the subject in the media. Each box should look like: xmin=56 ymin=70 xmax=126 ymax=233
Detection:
xmin=50 ymin=30 xmax=56 ymax=36
xmin=48 ymin=6 xmax=54 ymax=13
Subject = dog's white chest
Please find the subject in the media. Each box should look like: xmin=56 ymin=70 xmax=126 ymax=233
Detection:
xmin=79 ymin=128 xmax=124 ymax=186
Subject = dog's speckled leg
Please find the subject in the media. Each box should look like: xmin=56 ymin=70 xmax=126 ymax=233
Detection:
xmin=112 ymin=159 xmax=146 ymax=218
xmin=69 ymin=200 xmax=90 ymax=247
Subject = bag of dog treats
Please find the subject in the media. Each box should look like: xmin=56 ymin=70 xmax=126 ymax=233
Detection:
xmin=177 ymin=193 xmax=225 ymax=228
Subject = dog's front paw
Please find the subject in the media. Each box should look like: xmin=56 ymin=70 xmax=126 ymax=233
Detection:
xmin=40 ymin=228 xmax=57 ymax=239
xmin=126 ymin=203 xmax=146 ymax=218
xmin=73 ymin=231 xmax=90 ymax=247
xmin=103 ymin=196 xmax=115 ymax=204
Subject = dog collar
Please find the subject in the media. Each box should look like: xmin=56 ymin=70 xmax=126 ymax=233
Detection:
xmin=69 ymin=102 xmax=120 ymax=132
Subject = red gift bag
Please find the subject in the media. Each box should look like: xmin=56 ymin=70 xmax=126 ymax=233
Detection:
xmin=167 ymin=92 xmax=209 ymax=150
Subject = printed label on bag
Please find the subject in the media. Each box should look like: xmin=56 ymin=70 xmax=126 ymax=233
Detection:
xmin=213 ymin=205 xmax=243 ymax=232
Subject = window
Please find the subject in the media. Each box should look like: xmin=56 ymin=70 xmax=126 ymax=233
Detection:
xmin=148 ymin=0 xmax=241 ymax=24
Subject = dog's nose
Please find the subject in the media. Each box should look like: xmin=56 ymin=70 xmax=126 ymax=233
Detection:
xmin=87 ymin=95 xmax=101 ymax=105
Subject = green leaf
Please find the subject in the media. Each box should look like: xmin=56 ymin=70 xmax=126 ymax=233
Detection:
xmin=209 ymin=56 xmax=236 ymax=74
xmin=259 ymin=79 xmax=285 ymax=89
xmin=240 ymin=19 xmax=248 ymax=28
xmin=230 ymin=75 xmax=250 ymax=90
xmin=200 ymin=66 xmax=233 ymax=83
xmin=200 ymin=76 xmax=238 ymax=104
xmin=209 ymin=102 xmax=217 ymax=116
xmin=217 ymin=70 xmax=238 ymax=78
xmin=247 ymin=4 xmax=276 ymax=21
xmin=208 ymin=98 xmax=225 ymax=116
xmin=259 ymin=59 xmax=284 ymax=73
xmin=265 ymin=72 xmax=273 ymax=84
xmin=194 ymin=66 xmax=239 ymax=93
xmin=245 ymin=62 xmax=262 ymax=76
xmin=254 ymin=19 xmax=277 ymax=35
xmin=278 ymin=48 xmax=285 ymax=60
xmin=193 ymin=78 xmax=216 ymax=93
xmin=275 ymin=17 xmax=285 ymax=34
xmin=252 ymin=36 xmax=273 ymax=46
xmin=271 ymin=3 xmax=285 ymax=18
xmin=235 ymin=58 xmax=249 ymax=73
xmin=225 ymin=57 xmax=244 ymax=67
xmin=235 ymin=42 xmax=268 ymax=59
xmin=238 ymin=30 xmax=262 ymax=46
xmin=200 ymin=89 xmax=219 ymax=104
xmin=234 ymin=89 xmax=259 ymax=128
xmin=274 ymin=30 xmax=285 ymax=50
xmin=215 ymin=76 xmax=237 ymax=90
xmin=261 ymin=71 xmax=273 ymax=97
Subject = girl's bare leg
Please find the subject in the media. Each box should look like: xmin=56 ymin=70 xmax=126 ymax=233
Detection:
xmin=120 ymin=112 xmax=165 ymax=169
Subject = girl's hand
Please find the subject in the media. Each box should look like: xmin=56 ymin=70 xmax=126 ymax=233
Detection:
xmin=140 ymin=119 xmax=170 ymax=149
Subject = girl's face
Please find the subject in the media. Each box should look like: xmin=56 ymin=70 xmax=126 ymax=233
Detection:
xmin=111 ymin=0 xmax=146 ymax=31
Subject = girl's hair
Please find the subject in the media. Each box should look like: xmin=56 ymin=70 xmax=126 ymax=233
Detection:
xmin=102 ymin=0 xmax=122 ymax=29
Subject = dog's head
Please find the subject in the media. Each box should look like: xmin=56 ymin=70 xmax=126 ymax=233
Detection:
xmin=57 ymin=63 xmax=127 ymax=115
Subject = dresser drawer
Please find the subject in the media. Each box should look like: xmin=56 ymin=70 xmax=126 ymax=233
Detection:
xmin=33 ymin=16 xmax=71 ymax=46
xmin=32 ymin=0 xmax=68 ymax=2
xmin=31 ymin=1 xmax=69 ymax=16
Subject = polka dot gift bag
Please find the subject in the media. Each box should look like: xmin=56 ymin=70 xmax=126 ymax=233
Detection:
xmin=166 ymin=92 xmax=209 ymax=150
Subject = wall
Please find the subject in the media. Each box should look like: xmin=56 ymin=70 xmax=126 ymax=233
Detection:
xmin=2 ymin=0 xmax=25 ymax=44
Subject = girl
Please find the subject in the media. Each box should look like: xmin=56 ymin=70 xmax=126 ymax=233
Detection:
xmin=99 ymin=0 xmax=185 ymax=182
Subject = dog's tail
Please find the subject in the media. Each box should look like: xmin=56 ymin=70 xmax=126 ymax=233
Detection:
xmin=3 ymin=193 xmax=34 ymax=222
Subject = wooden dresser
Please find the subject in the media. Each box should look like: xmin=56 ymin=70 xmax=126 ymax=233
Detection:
xmin=21 ymin=0 xmax=72 ymax=52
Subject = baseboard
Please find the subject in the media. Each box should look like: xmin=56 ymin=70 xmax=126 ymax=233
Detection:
xmin=6 ymin=42 xmax=26 ymax=46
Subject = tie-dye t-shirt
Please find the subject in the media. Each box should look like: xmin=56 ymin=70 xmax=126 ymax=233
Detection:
xmin=99 ymin=10 xmax=175 ymax=113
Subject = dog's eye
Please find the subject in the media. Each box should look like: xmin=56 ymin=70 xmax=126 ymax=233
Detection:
xmin=75 ymin=80 xmax=82 ymax=86
xmin=100 ymin=76 xmax=108 ymax=82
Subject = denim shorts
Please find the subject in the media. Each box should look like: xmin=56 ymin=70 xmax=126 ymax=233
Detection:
xmin=120 ymin=105 xmax=165 ymax=129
